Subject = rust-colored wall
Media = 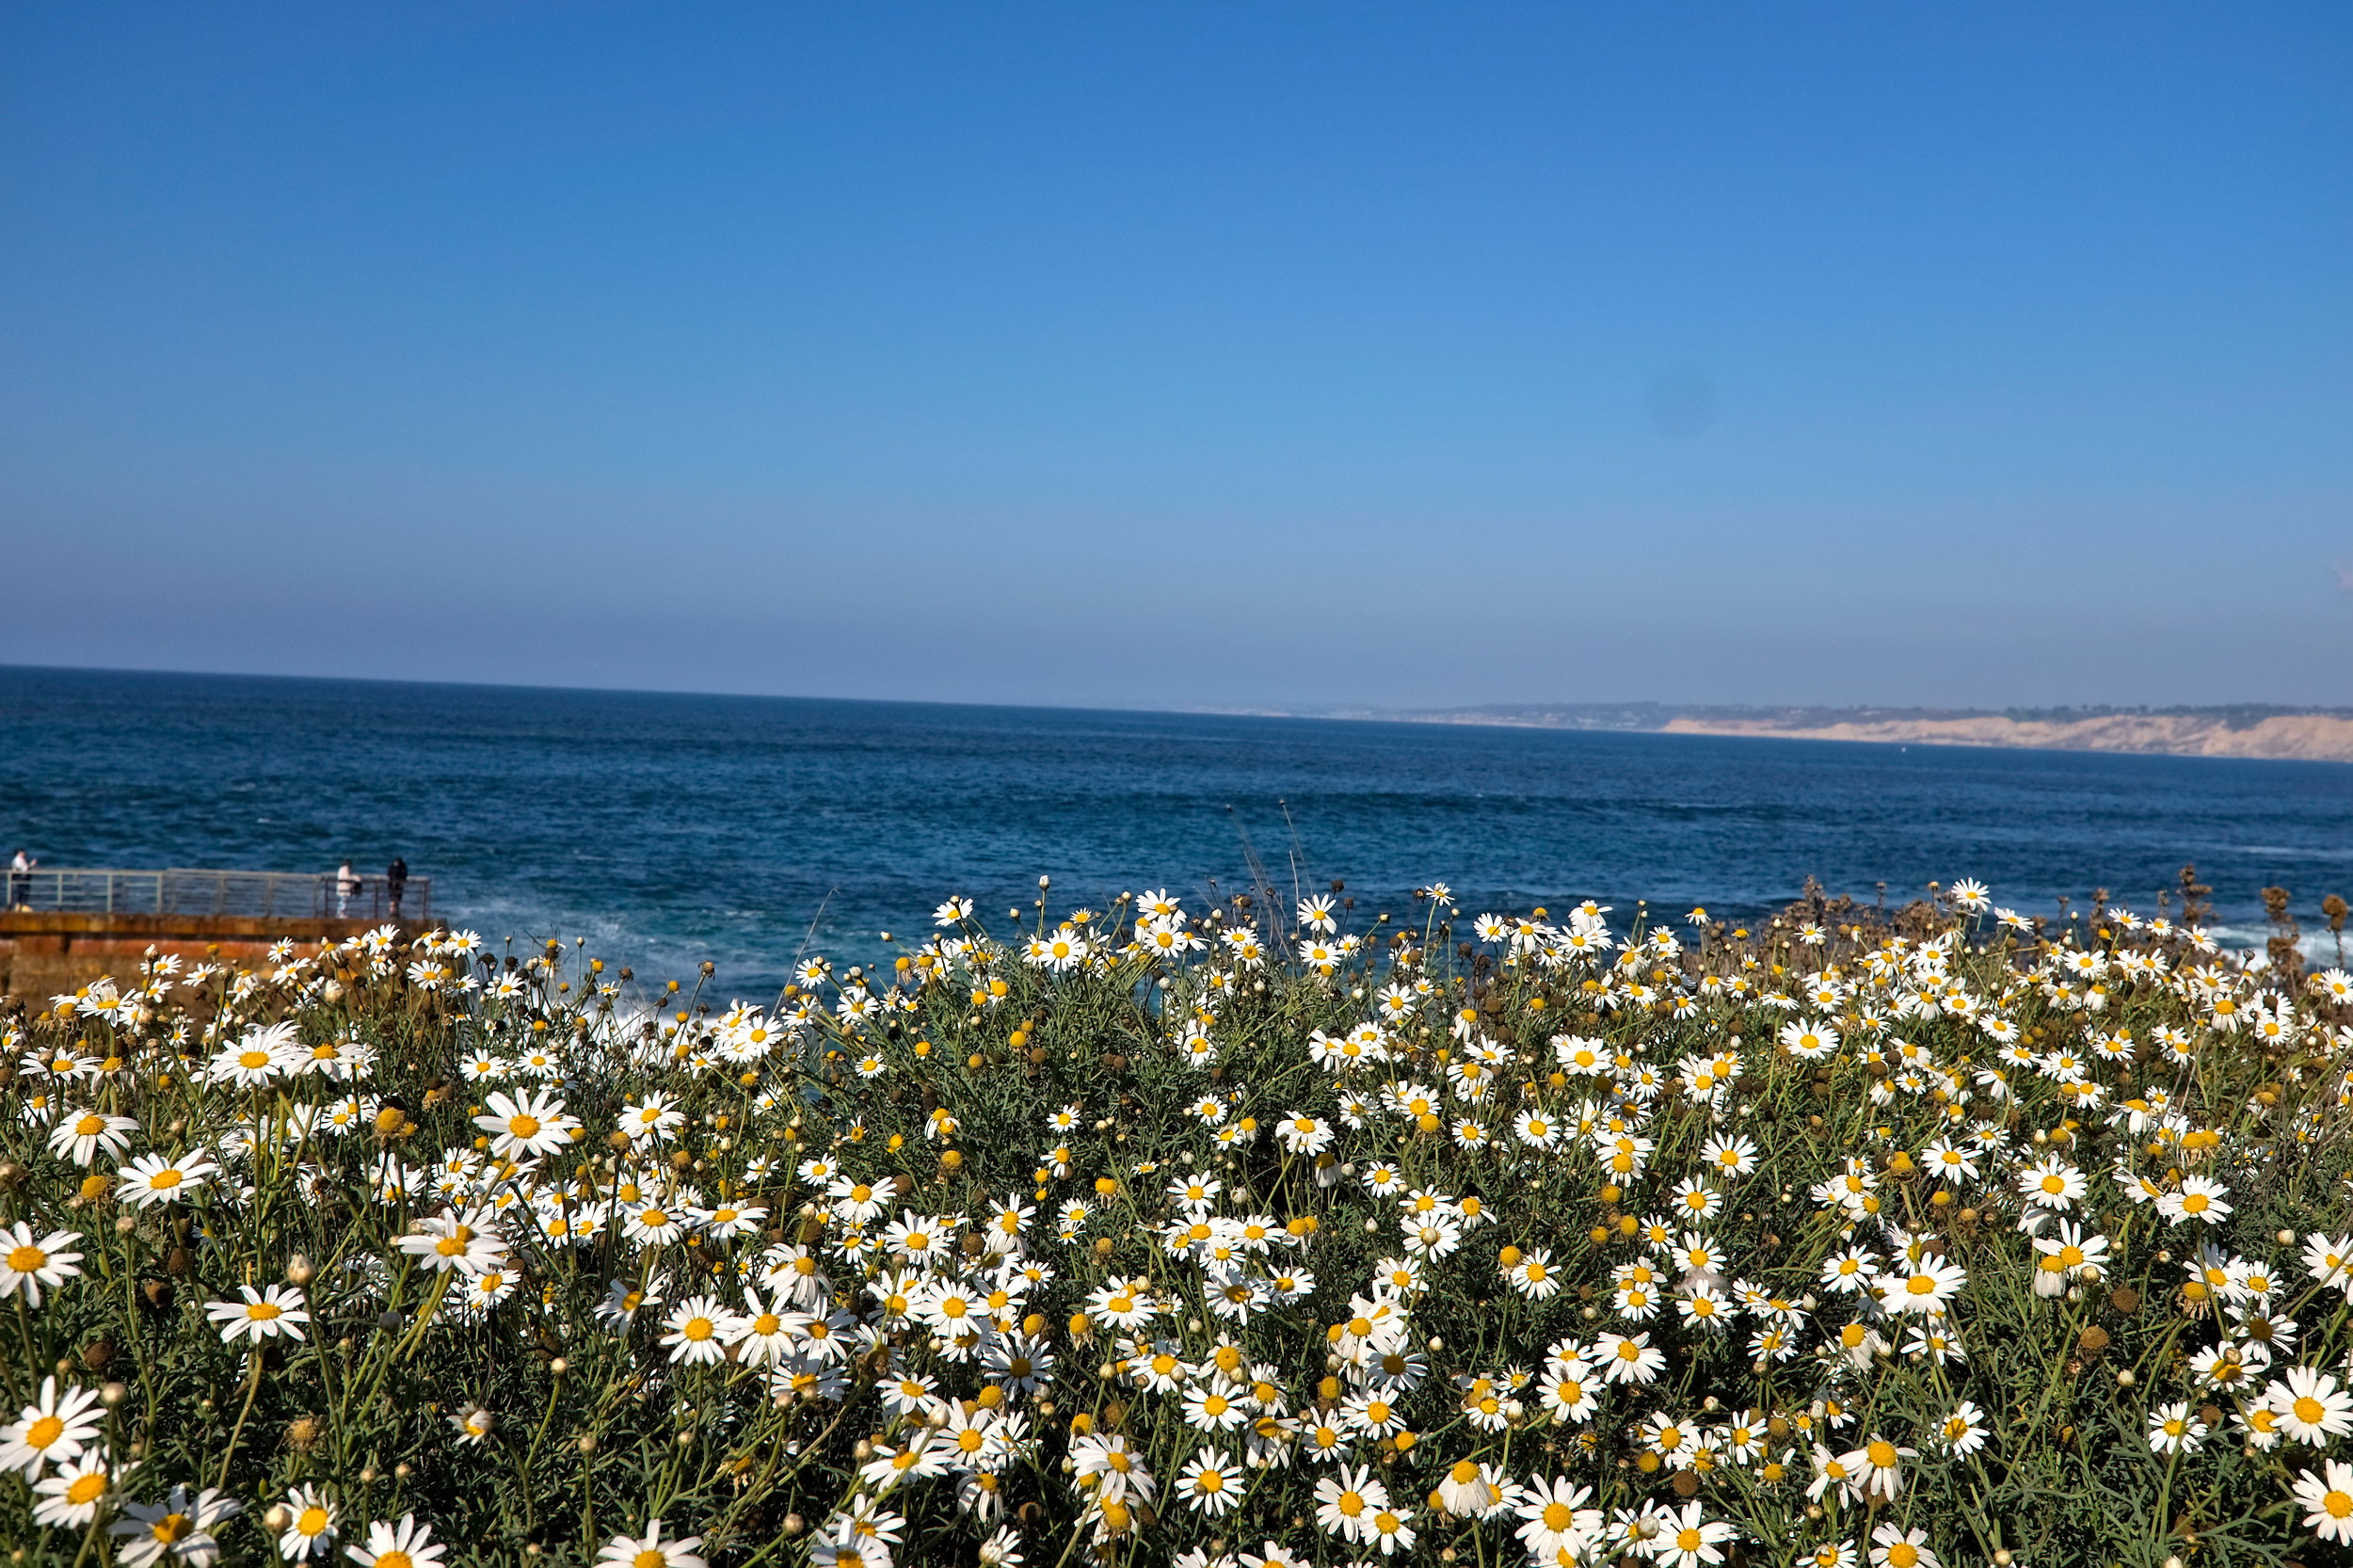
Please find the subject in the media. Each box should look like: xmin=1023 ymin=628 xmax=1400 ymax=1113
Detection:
xmin=0 ymin=912 xmax=410 ymax=1000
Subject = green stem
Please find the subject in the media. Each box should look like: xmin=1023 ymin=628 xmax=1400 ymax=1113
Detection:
xmin=13 ymin=1297 xmax=43 ymax=1394
xmin=68 ymin=1511 xmax=104 ymax=1568
xmin=215 ymin=1350 xmax=268 ymax=1491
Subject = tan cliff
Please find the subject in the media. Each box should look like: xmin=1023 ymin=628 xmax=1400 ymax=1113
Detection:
xmin=1657 ymin=711 xmax=2353 ymax=763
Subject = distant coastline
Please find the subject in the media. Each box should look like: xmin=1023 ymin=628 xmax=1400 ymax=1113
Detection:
xmin=1249 ymin=702 xmax=2353 ymax=764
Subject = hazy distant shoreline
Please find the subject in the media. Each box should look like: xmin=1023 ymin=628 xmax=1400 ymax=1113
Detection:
xmin=1241 ymin=703 xmax=2353 ymax=764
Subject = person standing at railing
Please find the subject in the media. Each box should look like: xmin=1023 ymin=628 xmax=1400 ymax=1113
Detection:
xmin=387 ymin=856 xmax=408 ymax=919
xmin=336 ymin=860 xmax=360 ymax=916
xmin=8 ymin=849 xmax=33 ymax=911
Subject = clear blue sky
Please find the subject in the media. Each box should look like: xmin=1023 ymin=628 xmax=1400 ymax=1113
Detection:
xmin=2 ymin=5 xmax=2347 ymax=711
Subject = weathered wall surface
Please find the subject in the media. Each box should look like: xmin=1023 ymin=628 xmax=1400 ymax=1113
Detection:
xmin=0 ymin=912 xmax=400 ymax=1000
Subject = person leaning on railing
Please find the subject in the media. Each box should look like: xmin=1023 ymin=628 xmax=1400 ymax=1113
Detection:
xmin=8 ymin=849 xmax=34 ymax=911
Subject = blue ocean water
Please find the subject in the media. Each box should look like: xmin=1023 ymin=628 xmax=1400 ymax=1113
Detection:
xmin=3 ymin=665 xmax=2348 ymax=994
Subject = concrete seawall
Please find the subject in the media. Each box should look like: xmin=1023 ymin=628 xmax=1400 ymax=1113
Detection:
xmin=0 ymin=911 xmax=413 ymax=1000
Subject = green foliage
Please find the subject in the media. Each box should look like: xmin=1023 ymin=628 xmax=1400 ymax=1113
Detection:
xmin=3 ymin=889 xmax=2352 ymax=1568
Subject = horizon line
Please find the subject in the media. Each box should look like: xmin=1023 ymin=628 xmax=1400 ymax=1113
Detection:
xmin=3 ymin=659 xmax=2342 ymax=728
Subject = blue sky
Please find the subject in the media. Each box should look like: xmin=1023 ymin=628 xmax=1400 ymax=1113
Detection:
xmin=2 ymin=4 xmax=2347 ymax=711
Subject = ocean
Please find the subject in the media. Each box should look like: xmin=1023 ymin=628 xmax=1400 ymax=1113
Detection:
xmin=4 ymin=664 xmax=2348 ymax=994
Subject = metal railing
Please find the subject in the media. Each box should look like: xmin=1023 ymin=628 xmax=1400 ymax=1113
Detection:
xmin=1 ymin=868 xmax=432 ymax=923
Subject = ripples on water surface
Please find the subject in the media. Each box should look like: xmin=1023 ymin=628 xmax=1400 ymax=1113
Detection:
xmin=4 ymin=666 xmax=2348 ymax=992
